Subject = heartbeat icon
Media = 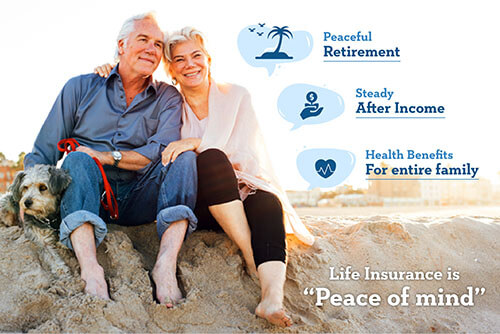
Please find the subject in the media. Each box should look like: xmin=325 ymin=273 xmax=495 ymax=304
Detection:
xmin=315 ymin=159 xmax=336 ymax=178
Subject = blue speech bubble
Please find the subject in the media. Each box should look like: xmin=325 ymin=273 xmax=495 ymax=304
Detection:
xmin=237 ymin=24 xmax=313 ymax=75
xmin=297 ymin=149 xmax=355 ymax=189
xmin=278 ymin=84 xmax=344 ymax=130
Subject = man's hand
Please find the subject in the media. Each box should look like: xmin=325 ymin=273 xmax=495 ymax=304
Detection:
xmin=75 ymin=146 xmax=151 ymax=171
xmin=76 ymin=146 xmax=112 ymax=165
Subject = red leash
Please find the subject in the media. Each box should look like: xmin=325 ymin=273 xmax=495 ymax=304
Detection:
xmin=58 ymin=138 xmax=119 ymax=220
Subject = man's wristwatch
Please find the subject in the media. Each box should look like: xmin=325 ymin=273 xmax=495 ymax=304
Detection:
xmin=111 ymin=151 xmax=122 ymax=167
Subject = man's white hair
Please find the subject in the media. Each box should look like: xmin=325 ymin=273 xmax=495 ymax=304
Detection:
xmin=114 ymin=12 xmax=159 ymax=62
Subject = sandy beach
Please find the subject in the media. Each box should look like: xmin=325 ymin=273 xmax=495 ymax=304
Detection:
xmin=0 ymin=207 xmax=499 ymax=332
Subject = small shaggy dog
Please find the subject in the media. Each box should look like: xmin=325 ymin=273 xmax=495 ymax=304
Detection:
xmin=0 ymin=165 xmax=72 ymax=276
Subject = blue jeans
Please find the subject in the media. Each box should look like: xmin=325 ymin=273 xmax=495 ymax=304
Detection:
xmin=59 ymin=151 xmax=198 ymax=250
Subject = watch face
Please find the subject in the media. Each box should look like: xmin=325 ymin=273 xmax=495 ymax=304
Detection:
xmin=113 ymin=151 xmax=122 ymax=160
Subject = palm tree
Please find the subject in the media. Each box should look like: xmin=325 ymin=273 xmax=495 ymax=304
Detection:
xmin=268 ymin=26 xmax=293 ymax=54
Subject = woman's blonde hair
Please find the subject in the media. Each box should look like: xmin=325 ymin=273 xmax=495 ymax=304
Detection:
xmin=163 ymin=27 xmax=211 ymax=79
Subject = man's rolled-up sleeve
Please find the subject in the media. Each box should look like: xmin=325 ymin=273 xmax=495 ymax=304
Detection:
xmin=132 ymin=86 xmax=183 ymax=162
xmin=24 ymin=78 xmax=80 ymax=168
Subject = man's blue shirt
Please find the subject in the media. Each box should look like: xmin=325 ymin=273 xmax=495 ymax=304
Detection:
xmin=24 ymin=65 xmax=182 ymax=181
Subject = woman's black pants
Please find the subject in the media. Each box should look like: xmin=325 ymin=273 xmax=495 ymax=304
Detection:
xmin=194 ymin=148 xmax=286 ymax=268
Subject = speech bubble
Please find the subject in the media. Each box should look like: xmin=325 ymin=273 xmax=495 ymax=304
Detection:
xmin=237 ymin=24 xmax=313 ymax=75
xmin=278 ymin=84 xmax=344 ymax=130
xmin=297 ymin=148 xmax=356 ymax=189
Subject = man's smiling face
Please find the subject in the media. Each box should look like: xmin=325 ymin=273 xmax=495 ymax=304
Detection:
xmin=119 ymin=18 xmax=164 ymax=77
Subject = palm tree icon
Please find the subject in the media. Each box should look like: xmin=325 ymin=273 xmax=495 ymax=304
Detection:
xmin=269 ymin=26 xmax=293 ymax=54
xmin=256 ymin=26 xmax=294 ymax=59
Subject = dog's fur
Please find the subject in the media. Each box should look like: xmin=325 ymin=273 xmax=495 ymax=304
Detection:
xmin=0 ymin=165 xmax=72 ymax=276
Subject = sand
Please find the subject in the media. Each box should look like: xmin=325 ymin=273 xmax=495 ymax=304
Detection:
xmin=0 ymin=212 xmax=499 ymax=333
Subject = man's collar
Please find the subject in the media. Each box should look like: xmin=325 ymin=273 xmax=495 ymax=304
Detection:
xmin=104 ymin=63 xmax=120 ymax=83
xmin=105 ymin=63 xmax=158 ymax=96
xmin=145 ymin=75 xmax=158 ymax=95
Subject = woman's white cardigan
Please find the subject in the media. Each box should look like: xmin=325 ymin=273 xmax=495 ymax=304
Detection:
xmin=181 ymin=80 xmax=314 ymax=245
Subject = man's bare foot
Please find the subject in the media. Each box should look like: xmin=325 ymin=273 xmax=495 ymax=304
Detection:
xmin=151 ymin=219 xmax=188 ymax=307
xmin=151 ymin=265 xmax=183 ymax=307
xmin=255 ymin=301 xmax=293 ymax=327
xmin=81 ymin=263 xmax=110 ymax=300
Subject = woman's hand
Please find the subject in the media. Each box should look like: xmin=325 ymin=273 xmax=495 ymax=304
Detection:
xmin=162 ymin=138 xmax=201 ymax=165
xmin=94 ymin=63 xmax=115 ymax=78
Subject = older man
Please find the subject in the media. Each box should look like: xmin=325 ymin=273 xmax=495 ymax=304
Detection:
xmin=24 ymin=13 xmax=196 ymax=305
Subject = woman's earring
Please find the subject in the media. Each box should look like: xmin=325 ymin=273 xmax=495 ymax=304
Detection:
xmin=172 ymin=78 xmax=177 ymax=85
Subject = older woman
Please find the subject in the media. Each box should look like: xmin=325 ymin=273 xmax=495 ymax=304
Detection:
xmin=96 ymin=27 xmax=314 ymax=327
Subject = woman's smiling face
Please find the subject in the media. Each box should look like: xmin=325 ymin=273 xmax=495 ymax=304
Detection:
xmin=169 ymin=40 xmax=210 ymax=89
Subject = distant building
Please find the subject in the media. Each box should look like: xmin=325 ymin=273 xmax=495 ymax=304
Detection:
xmin=417 ymin=178 xmax=494 ymax=205
xmin=335 ymin=184 xmax=365 ymax=195
xmin=419 ymin=180 xmax=441 ymax=205
xmin=367 ymin=163 xmax=421 ymax=199
xmin=0 ymin=165 xmax=17 ymax=193
xmin=438 ymin=178 xmax=493 ymax=205
xmin=328 ymin=194 xmax=383 ymax=207
xmin=493 ymin=184 xmax=500 ymax=203
xmin=286 ymin=188 xmax=321 ymax=207
xmin=471 ymin=179 xmax=493 ymax=205
xmin=366 ymin=163 xmax=422 ymax=206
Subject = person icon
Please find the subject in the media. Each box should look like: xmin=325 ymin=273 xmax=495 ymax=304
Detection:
xmin=300 ymin=91 xmax=324 ymax=120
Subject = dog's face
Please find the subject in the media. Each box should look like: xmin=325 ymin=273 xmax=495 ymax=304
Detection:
xmin=10 ymin=165 xmax=71 ymax=219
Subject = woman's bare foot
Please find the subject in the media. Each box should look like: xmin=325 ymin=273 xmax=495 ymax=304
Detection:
xmin=244 ymin=260 xmax=258 ymax=281
xmin=255 ymin=300 xmax=293 ymax=327
xmin=255 ymin=261 xmax=291 ymax=327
